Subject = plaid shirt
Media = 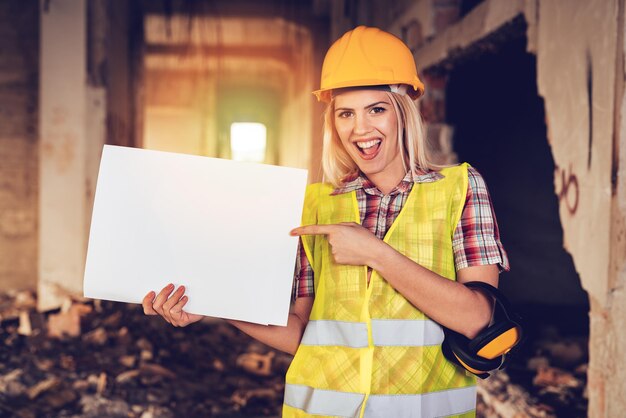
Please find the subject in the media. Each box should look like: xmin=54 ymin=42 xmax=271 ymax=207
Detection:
xmin=292 ymin=166 xmax=510 ymax=300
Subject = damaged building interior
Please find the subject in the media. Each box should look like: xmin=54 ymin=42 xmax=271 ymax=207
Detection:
xmin=0 ymin=0 xmax=624 ymax=416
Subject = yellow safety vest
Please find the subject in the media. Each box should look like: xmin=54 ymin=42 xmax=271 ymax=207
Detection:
xmin=284 ymin=163 xmax=476 ymax=418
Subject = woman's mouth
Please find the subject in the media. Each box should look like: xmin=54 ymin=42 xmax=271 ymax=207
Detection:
xmin=355 ymin=139 xmax=382 ymax=160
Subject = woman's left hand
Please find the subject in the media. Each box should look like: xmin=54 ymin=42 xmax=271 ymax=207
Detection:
xmin=290 ymin=222 xmax=385 ymax=266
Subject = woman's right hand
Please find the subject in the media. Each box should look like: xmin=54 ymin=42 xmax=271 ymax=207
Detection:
xmin=142 ymin=283 xmax=204 ymax=327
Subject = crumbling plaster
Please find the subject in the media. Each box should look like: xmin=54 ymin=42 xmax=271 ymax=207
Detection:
xmin=535 ymin=0 xmax=617 ymax=308
xmin=534 ymin=0 xmax=623 ymax=416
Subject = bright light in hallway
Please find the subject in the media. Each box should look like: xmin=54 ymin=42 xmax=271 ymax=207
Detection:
xmin=230 ymin=122 xmax=267 ymax=163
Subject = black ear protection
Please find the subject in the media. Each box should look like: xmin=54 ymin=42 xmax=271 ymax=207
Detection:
xmin=441 ymin=281 xmax=523 ymax=379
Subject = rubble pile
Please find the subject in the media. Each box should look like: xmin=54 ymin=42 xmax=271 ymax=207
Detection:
xmin=480 ymin=311 xmax=589 ymax=418
xmin=0 ymin=292 xmax=589 ymax=417
xmin=0 ymin=293 xmax=290 ymax=418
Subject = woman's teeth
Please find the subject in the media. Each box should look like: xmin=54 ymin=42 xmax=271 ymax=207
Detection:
xmin=356 ymin=139 xmax=381 ymax=149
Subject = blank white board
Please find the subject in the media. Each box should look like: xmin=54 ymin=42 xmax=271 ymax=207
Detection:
xmin=83 ymin=145 xmax=308 ymax=326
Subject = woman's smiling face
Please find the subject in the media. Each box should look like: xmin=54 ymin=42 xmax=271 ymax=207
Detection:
xmin=333 ymin=89 xmax=405 ymax=190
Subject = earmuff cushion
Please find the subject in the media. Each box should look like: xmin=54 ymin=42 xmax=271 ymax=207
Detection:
xmin=468 ymin=319 xmax=519 ymax=355
xmin=443 ymin=328 xmax=503 ymax=371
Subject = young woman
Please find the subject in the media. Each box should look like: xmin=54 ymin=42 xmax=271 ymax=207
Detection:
xmin=142 ymin=26 xmax=509 ymax=418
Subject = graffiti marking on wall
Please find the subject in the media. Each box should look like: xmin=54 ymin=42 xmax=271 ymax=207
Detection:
xmin=555 ymin=164 xmax=579 ymax=215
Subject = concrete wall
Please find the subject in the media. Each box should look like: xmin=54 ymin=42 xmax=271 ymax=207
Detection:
xmin=536 ymin=0 xmax=616 ymax=322
xmin=534 ymin=0 xmax=625 ymax=415
xmin=0 ymin=0 xmax=39 ymax=290
xmin=38 ymin=0 xmax=89 ymax=311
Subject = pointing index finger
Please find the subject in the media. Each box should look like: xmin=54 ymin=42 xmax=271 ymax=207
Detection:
xmin=290 ymin=224 xmax=335 ymax=236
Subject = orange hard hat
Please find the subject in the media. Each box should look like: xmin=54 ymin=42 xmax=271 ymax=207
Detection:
xmin=313 ymin=26 xmax=425 ymax=102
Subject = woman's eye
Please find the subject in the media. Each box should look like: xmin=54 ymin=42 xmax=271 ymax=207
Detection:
xmin=371 ymin=107 xmax=386 ymax=114
xmin=338 ymin=111 xmax=353 ymax=118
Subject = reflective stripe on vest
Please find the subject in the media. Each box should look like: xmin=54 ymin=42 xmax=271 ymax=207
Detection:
xmin=285 ymin=383 xmax=476 ymax=418
xmin=371 ymin=319 xmax=444 ymax=346
xmin=284 ymin=383 xmax=365 ymax=417
xmin=300 ymin=320 xmax=368 ymax=347
xmin=300 ymin=319 xmax=444 ymax=347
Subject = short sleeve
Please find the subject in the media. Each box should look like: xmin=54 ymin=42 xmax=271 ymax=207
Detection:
xmin=291 ymin=237 xmax=315 ymax=301
xmin=452 ymin=167 xmax=510 ymax=272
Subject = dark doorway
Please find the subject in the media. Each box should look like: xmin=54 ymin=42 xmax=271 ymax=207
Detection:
xmin=446 ymin=36 xmax=589 ymax=333
xmin=446 ymin=34 xmax=589 ymax=416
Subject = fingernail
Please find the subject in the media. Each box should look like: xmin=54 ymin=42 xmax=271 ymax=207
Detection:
xmin=167 ymin=283 xmax=174 ymax=289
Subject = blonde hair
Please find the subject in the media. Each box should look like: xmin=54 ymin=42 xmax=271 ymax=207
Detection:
xmin=321 ymin=91 xmax=443 ymax=187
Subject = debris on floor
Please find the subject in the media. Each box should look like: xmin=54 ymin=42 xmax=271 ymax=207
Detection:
xmin=0 ymin=297 xmax=290 ymax=417
xmin=487 ymin=309 xmax=589 ymax=418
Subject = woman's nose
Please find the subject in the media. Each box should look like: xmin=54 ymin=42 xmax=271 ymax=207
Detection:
xmin=353 ymin=114 xmax=371 ymax=135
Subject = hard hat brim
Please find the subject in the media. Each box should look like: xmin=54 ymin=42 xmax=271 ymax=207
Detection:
xmin=313 ymin=82 xmax=424 ymax=103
